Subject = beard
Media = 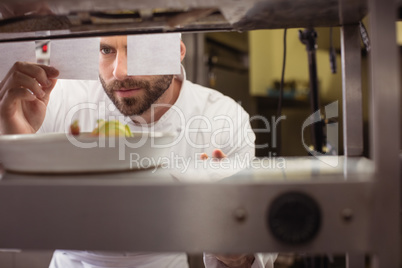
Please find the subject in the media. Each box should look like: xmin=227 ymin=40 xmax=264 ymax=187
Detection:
xmin=100 ymin=75 xmax=173 ymax=116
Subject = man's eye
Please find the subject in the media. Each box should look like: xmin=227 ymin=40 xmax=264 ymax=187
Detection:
xmin=101 ymin=48 xmax=113 ymax=55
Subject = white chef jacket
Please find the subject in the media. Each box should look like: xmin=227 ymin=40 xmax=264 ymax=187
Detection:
xmin=41 ymin=69 xmax=276 ymax=268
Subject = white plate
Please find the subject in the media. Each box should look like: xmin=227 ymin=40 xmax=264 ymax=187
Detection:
xmin=0 ymin=132 xmax=176 ymax=174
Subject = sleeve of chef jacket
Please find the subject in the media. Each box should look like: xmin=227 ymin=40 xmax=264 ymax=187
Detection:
xmin=220 ymin=98 xmax=256 ymax=161
xmin=203 ymin=253 xmax=278 ymax=268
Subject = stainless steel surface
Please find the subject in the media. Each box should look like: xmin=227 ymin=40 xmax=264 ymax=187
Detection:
xmin=0 ymin=157 xmax=374 ymax=253
xmin=368 ymin=0 xmax=401 ymax=266
xmin=341 ymin=24 xmax=363 ymax=157
xmin=0 ymin=0 xmax=367 ymax=42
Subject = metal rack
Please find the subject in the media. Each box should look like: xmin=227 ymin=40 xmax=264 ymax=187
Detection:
xmin=0 ymin=157 xmax=376 ymax=253
xmin=0 ymin=0 xmax=400 ymax=267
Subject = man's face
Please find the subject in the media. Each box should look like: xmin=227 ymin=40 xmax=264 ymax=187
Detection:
xmin=99 ymin=36 xmax=173 ymax=116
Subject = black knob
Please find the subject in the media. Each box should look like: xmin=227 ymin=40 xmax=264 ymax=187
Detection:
xmin=268 ymin=192 xmax=321 ymax=244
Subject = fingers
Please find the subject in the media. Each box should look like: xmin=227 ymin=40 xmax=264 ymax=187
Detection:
xmin=40 ymin=77 xmax=58 ymax=103
xmin=0 ymin=62 xmax=58 ymax=134
xmin=0 ymin=62 xmax=59 ymax=100
xmin=14 ymin=62 xmax=59 ymax=86
xmin=199 ymin=149 xmax=227 ymax=160
xmin=1 ymin=87 xmax=37 ymax=112
xmin=212 ymin=149 xmax=226 ymax=159
xmin=200 ymin=153 xmax=209 ymax=160
xmin=6 ymin=71 xmax=46 ymax=99
xmin=37 ymin=64 xmax=59 ymax=78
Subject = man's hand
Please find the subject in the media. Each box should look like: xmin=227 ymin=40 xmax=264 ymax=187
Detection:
xmin=200 ymin=149 xmax=227 ymax=160
xmin=212 ymin=149 xmax=226 ymax=159
xmin=0 ymin=62 xmax=59 ymax=134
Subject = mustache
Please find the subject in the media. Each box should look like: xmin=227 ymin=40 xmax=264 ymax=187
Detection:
xmin=109 ymin=78 xmax=150 ymax=91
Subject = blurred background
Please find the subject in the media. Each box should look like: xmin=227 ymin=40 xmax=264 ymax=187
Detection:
xmin=182 ymin=25 xmax=370 ymax=159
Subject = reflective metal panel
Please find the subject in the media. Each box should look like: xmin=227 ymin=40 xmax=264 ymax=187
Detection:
xmin=0 ymin=0 xmax=367 ymax=41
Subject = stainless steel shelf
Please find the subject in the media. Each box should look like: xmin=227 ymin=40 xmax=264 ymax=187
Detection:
xmin=0 ymin=0 xmax=367 ymax=42
xmin=0 ymin=157 xmax=374 ymax=253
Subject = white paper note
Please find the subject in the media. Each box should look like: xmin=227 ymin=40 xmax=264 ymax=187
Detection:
xmin=0 ymin=41 xmax=36 ymax=81
xmin=127 ymin=33 xmax=181 ymax=76
xmin=50 ymin=37 xmax=100 ymax=80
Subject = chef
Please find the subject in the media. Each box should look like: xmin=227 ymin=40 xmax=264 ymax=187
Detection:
xmin=0 ymin=34 xmax=276 ymax=268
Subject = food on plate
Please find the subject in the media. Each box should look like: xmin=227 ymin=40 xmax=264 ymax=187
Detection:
xmin=69 ymin=120 xmax=133 ymax=137
xmin=91 ymin=119 xmax=133 ymax=137
xmin=69 ymin=120 xmax=80 ymax=136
